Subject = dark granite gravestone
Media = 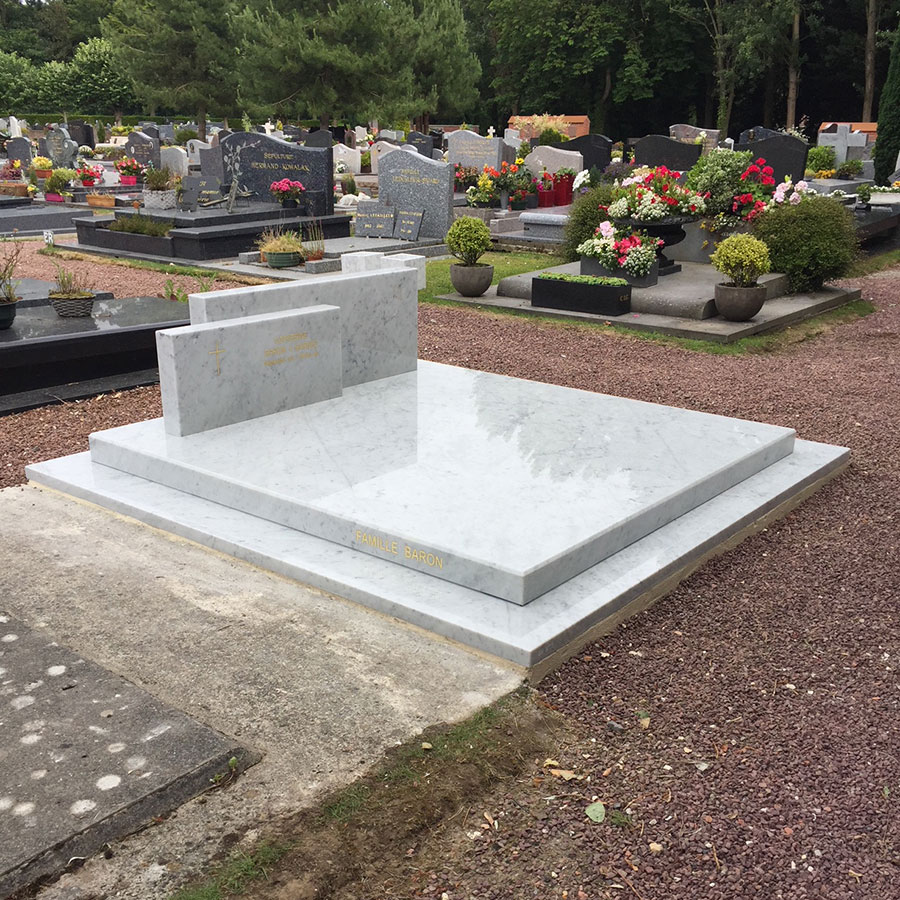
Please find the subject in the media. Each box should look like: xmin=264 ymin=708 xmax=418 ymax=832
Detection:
xmin=305 ymin=130 xmax=333 ymax=148
xmin=330 ymin=126 xmax=346 ymax=144
xmin=738 ymin=125 xmax=780 ymax=145
xmin=734 ymin=133 xmax=809 ymax=183
xmin=6 ymin=137 xmax=33 ymax=168
xmin=180 ymin=175 xmax=223 ymax=208
xmin=158 ymin=123 xmax=175 ymax=142
xmin=549 ymin=134 xmax=612 ymax=172
xmin=356 ymin=201 xmax=395 ymax=236
xmin=393 ymin=208 xmax=425 ymax=241
xmin=377 ymin=150 xmax=453 ymax=239
xmin=66 ymin=120 xmax=95 ymax=149
xmin=199 ymin=146 xmax=225 ymax=180
xmin=632 ymin=135 xmax=701 ymax=171
xmin=125 ymin=131 xmax=161 ymax=169
xmin=407 ymin=131 xmax=433 ymax=157
xmin=142 ymin=124 xmax=160 ymax=140
xmin=45 ymin=126 xmax=78 ymax=168
xmin=220 ymin=132 xmax=334 ymax=216
xmin=343 ymin=131 xmax=357 ymax=149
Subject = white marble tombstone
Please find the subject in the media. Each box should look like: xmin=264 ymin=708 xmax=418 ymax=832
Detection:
xmin=9 ymin=116 xmax=22 ymax=138
xmin=187 ymin=139 xmax=212 ymax=167
xmin=817 ymin=124 xmax=868 ymax=166
xmin=160 ymin=146 xmax=189 ymax=177
xmin=355 ymin=125 xmax=368 ymax=144
xmin=369 ymin=140 xmax=398 ymax=175
xmin=523 ymin=145 xmax=584 ymax=176
xmin=333 ymin=143 xmax=361 ymax=174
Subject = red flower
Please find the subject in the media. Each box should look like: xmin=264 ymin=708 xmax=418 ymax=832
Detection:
xmin=762 ymin=166 xmax=774 ymax=176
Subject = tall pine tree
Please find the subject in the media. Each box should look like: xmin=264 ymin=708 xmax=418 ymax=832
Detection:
xmin=875 ymin=26 xmax=900 ymax=183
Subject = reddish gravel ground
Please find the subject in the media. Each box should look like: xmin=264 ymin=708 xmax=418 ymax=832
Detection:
xmin=1 ymin=260 xmax=898 ymax=899
xmin=12 ymin=237 xmax=254 ymax=297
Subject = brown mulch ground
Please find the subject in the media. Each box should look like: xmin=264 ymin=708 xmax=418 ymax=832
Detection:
xmin=1 ymin=260 xmax=898 ymax=899
xmin=13 ymin=238 xmax=253 ymax=297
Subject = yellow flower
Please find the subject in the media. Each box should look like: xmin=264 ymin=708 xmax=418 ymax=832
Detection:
xmin=515 ymin=157 xmax=524 ymax=165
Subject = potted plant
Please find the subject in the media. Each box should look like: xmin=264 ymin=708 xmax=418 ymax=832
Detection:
xmin=44 ymin=168 xmax=76 ymax=201
xmin=510 ymin=188 xmax=528 ymax=210
xmin=709 ymin=232 xmax=771 ymax=321
xmin=554 ymin=167 xmax=577 ymax=205
xmin=360 ymin=150 xmax=372 ymax=173
xmin=115 ymin=157 xmax=145 ymax=186
xmin=576 ymin=221 xmax=662 ymax=287
xmin=32 ymin=156 xmax=53 ymax=179
xmin=465 ymin=172 xmax=497 ymax=208
xmin=269 ymin=178 xmax=306 ymax=209
xmin=447 ymin=216 xmax=493 ymax=297
xmin=87 ymin=192 xmax=116 ymax=208
xmin=143 ymin=166 xmax=177 ymax=209
xmin=259 ymin=230 xmax=305 ymax=268
xmin=537 ymin=171 xmax=555 ymax=207
xmin=836 ymin=159 xmax=863 ymax=180
xmin=0 ymin=159 xmax=28 ymax=196
xmin=531 ymin=272 xmax=631 ymax=316
xmin=0 ymin=238 xmax=22 ymax=329
xmin=48 ymin=264 xmax=95 ymax=317
xmin=76 ymin=163 xmax=104 ymax=187
xmin=855 ymin=183 xmax=872 ymax=210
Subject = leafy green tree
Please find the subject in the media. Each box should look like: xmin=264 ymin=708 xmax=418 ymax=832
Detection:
xmin=69 ymin=38 xmax=137 ymax=117
xmin=0 ymin=50 xmax=36 ymax=111
xmin=875 ymin=25 xmax=900 ymax=182
xmin=102 ymin=0 xmax=238 ymax=138
xmin=32 ymin=60 xmax=76 ymax=113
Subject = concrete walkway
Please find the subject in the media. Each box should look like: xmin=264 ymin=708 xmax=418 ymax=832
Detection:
xmin=0 ymin=485 xmax=521 ymax=900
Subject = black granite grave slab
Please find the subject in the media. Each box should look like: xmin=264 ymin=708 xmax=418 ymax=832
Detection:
xmin=199 ymin=146 xmax=225 ymax=181
xmin=393 ymin=208 xmax=425 ymax=241
xmin=550 ymin=134 xmax=612 ymax=172
xmin=738 ymin=125 xmax=780 ymax=144
xmin=125 ymin=131 xmax=161 ymax=169
xmin=6 ymin=136 xmax=33 ymax=168
xmin=356 ymin=201 xmax=395 ymax=236
xmin=0 ymin=205 xmax=87 ymax=235
xmin=0 ymin=614 xmax=257 ymax=896
xmin=305 ymin=130 xmax=333 ymax=148
xmin=633 ymin=135 xmax=702 ymax=171
xmin=734 ymin=133 xmax=809 ymax=183
xmin=15 ymin=278 xmax=113 ymax=308
xmin=407 ymin=131 xmax=433 ymax=157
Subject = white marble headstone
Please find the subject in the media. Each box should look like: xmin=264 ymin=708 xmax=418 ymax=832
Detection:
xmin=369 ymin=140 xmax=398 ymax=174
xmin=333 ymin=143 xmax=361 ymax=174
xmin=9 ymin=116 xmax=21 ymax=138
xmin=355 ymin=125 xmax=368 ymax=144
xmin=157 ymin=305 xmax=342 ymax=437
xmin=186 ymin=139 xmax=211 ymax=166
xmin=160 ymin=146 xmax=189 ymax=177
xmin=523 ymin=145 xmax=584 ymax=176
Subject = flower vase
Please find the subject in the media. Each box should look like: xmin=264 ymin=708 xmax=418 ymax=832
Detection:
xmin=499 ymin=190 xmax=509 ymax=210
xmin=120 ymin=175 xmax=137 ymax=186
xmin=525 ymin=193 xmax=539 ymax=209
xmin=280 ymin=196 xmax=298 ymax=209
xmin=553 ymin=175 xmax=573 ymax=206
xmin=538 ymin=190 xmax=554 ymax=208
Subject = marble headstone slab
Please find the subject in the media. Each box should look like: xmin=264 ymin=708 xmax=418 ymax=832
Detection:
xmin=45 ymin=125 xmax=78 ymax=168
xmin=186 ymin=139 xmax=211 ymax=167
xmin=8 ymin=116 xmax=22 ymax=138
xmin=393 ymin=209 xmax=424 ymax=241
xmin=447 ymin=130 xmax=515 ymax=170
xmin=523 ymin=145 xmax=584 ymax=176
xmin=377 ymin=150 xmax=453 ymax=239
xmin=734 ymin=133 xmax=809 ymax=183
xmin=125 ymin=130 xmax=161 ymax=169
xmin=549 ymin=134 xmax=612 ymax=172
xmin=305 ymin=130 xmax=333 ymax=148
xmin=669 ymin=123 xmax=720 ymax=151
xmin=189 ymin=268 xmax=418 ymax=388
xmin=160 ymin=145 xmax=189 ymax=178
xmin=333 ymin=143 xmax=361 ymax=174
xmin=356 ymin=201 xmax=395 ymax=237
xmin=6 ymin=137 xmax=33 ymax=168
xmin=407 ymin=131 xmax=433 ymax=157
xmin=157 ymin=304 xmax=343 ymax=437
xmin=355 ymin=125 xmax=368 ymax=144
xmin=633 ymin=135 xmax=701 ymax=172
xmin=158 ymin=124 xmax=175 ymax=142
xmin=141 ymin=124 xmax=160 ymax=140
xmin=369 ymin=140 xmax=398 ymax=174
xmin=180 ymin=175 xmax=223 ymax=208
xmin=378 ymin=129 xmax=403 ymax=142
xmin=503 ymin=128 xmax=521 ymax=150
xmin=817 ymin=124 xmax=867 ymax=165
xmin=67 ymin=120 xmax=95 ymax=149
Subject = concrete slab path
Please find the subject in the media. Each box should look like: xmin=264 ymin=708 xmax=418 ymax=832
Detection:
xmin=0 ymin=485 xmax=521 ymax=900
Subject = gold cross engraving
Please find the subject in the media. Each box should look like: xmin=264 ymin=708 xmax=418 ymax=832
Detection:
xmin=208 ymin=341 xmax=226 ymax=376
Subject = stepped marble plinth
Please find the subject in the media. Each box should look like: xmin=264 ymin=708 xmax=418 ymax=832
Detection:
xmin=85 ymin=362 xmax=795 ymax=604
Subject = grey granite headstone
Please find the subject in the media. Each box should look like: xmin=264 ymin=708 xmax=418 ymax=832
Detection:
xmin=67 ymin=120 xmax=95 ymax=149
xmin=161 ymin=145 xmax=189 ymax=177
xmin=447 ymin=130 xmax=515 ymax=170
xmin=343 ymin=131 xmax=356 ymax=149
xmin=817 ymin=124 xmax=867 ymax=166
xmin=6 ymin=137 xmax=33 ymax=168
xmin=180 ymin=175 xmax=223 ymax=208
xmin=158 ymin=123 xmax=175 ymax=142
xmin=393 ymin=208 xmax=425 ymax=241
xmin=549 ymin=134 xmax=612 ymax=172
xmin=356 ymin=201 xmax=395 ymax=237
xmin=377 ymin=150 xmax=453 ymax=239
xmin=407 ymin=131 xmax=433 ymax=157
xmin=125 ymin=131 xmax=161 ymax=169
xmin=633 ymin=135 xmax=701 ymax=171
xmin=222 ymin=132 xmax=333 ymax=215
xmin=734 ymin=133 xmax=809 ymax=183
xmin=45 ymin=125 xmax=78 ymax=168
xmin=142 ymin=124 xmax=160 ymax=140
xmin=432 ymin=149 xmax=444 ymax=160
xmin=199 ymin=146 xmax=225 ymax=181
xmin=669 ymin=124 xmax=720 ymax=149
xmin=305 ymin=130 xmax=333 ymax=148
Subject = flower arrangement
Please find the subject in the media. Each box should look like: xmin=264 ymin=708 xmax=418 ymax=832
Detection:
xmin=576 ymin=221 xmax=662 ymax=277
xmin=335 ymin=160 xmax=348 ymax=174
xmin=769 ymin=178 xmax=814 ymax=208
xmin=454 ymin=163 xmax=479 ymax=190
xmin=76 ymin=164 xmax=104 ymax=185
xmin=32 ymin=156 xmax=53 ymax=173
xmin=484 ymin=161 xmax=521 ymax=192
xmin=0 ymin=159 xmax=23 ymax=181
xmin=115 ymin=157 xmax=146 ymax=177
xmin=465 ymin=172 xmax=497 ymax=206
xmin=269 ymin=178 xmax=305 ymax=202
xmin=607 ymin=166 xmax=707 ymax=221
xmin=731 ymin=157 xmax=776 ymax=220
xmin=536 ymin=171 xmax=554 ymax=192
xmin=573 ymin=169 xmax=591 ymax=192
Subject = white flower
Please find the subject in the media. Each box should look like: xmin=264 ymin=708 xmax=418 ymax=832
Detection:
xmin=573 ymin=169 xmax=590 ymax=190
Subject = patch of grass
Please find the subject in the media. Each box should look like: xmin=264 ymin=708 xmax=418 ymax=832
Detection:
xmin=422 ymin=250 xmax=564 ymax=304
xmin=322 ymin=783 xmax=371 ymax=822
xmin=38 ymin=246 xmax=269 ymax=285
xmin=170 ymin=842 xmax=288 ymax=900
xmin=848 ymin=248 xmax=900 ymax=277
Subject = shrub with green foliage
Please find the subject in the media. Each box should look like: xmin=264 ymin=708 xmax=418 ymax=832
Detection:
xmin=537 ymin=128 xmax=566 ymax=145
xmin=174 ymin=127 xmax=199 ymax=145
xmin=446 ymin=216 xmax=492 ymax=266
xmin=341 ymin=173 xmax=357 ymax=195
xmin=876 ymin=27 xmax=900 ymax=184
xmin=685 ymin=149 xmax=753 ymax=216
xmin=537 ymin=272 xmax=627 ymax=286
xmin=806 ymin=145 xmax=836 ymax=174
xmin=45 ymin=169 xmax=76 ymax=195
xmin=836 ymin=158 xmax=863 ymax=179
xmin=562 ymin=184 xmax=613 ymax=261
xmin=107 ymin=214 xmax=173 ymax=237
xmin=753 ymin=195 xmax=857 ymax=291
xmin=710 ymin=233 xmax=770 ymax=286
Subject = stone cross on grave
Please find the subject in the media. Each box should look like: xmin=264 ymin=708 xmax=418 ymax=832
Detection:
xmin=487 ymin=126 xmax=496 ymax=138
xmin=208 ymin=341 xmax=226 ymax=375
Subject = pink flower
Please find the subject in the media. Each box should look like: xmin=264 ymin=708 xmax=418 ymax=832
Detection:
xmin=789 ymin=192 xmax=801 ymax=205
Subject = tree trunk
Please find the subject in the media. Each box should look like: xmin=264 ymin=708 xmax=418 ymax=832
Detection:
xmin=223 ymin=116 xmax=229 ymax=130
xmin=786 ymin=10 xmax=800 ymax=130
xmin=198 ymin=106 xmax=207 ymax=142
xmin=863 ymin=0 xmax=879 ymax=120
xmin=763 ymin=60 xmax=776 ymax=128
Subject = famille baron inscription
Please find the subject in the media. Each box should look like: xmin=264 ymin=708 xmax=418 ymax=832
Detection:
xmin=354 ymin=529 xmax=444 ymax=569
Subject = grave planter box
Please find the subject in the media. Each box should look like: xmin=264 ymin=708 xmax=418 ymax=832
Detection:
xmin=143 ymin=189 xmax=177 ymax=210
xmin=0 ymin=182 xmax=29 ymax=197
xmin=87 ymin=194 xmax=116 ymax=209
xmin=84 ymin=221 xmax=175 ymax=257
xmin=532 ymin=276 xmax=632 ymax=316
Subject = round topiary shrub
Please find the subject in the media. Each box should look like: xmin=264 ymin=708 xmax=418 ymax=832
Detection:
xmin=753 ymin=195 xmax=857 ymax=292
xmin=537 ymin=128 xmax=566 ymax=145
xmin=446 ymin=216 xmax=492 ymax=266
xmin=710 ymin=233 xmax=770 ymax=286
xmin=563 ymin=184 xmax=613 ymax=261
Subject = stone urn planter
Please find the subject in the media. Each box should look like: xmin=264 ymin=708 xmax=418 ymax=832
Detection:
xmin=143 ymin=188 xmax=177 ymax=210
xmin=612 ymin=216 xmax=690 ymax=275
xmin=0 ymin=301 xmax=18 ymax=330
xmin=713 ymin=283 xmax=766 ymax=321
xmin=266 ymin=250 xmax=302 ymax=269
xmin=580 ymin=256 xmax=659 ymax=288
xmin=450 ymin=263 xmax=493 ymax=297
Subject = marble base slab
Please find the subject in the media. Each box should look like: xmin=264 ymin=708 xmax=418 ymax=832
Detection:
xmin=157 ymin=305 xmax=342 ymax=436
xmin=25 ymin=437 xmax=848 ymax=669
xmin=85 ymin=362 xmax=793 ymax=604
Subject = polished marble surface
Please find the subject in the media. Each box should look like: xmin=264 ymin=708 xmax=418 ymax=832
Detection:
xmin=157 ymin=305 xmax=342 ymax=436
xmin=89 ymin=361 xmax=795 ymax=603
xmin=188 ymin=268 xmax=417 ymax=387
xmin=26 ymin=438 xmax=849 ymax=667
